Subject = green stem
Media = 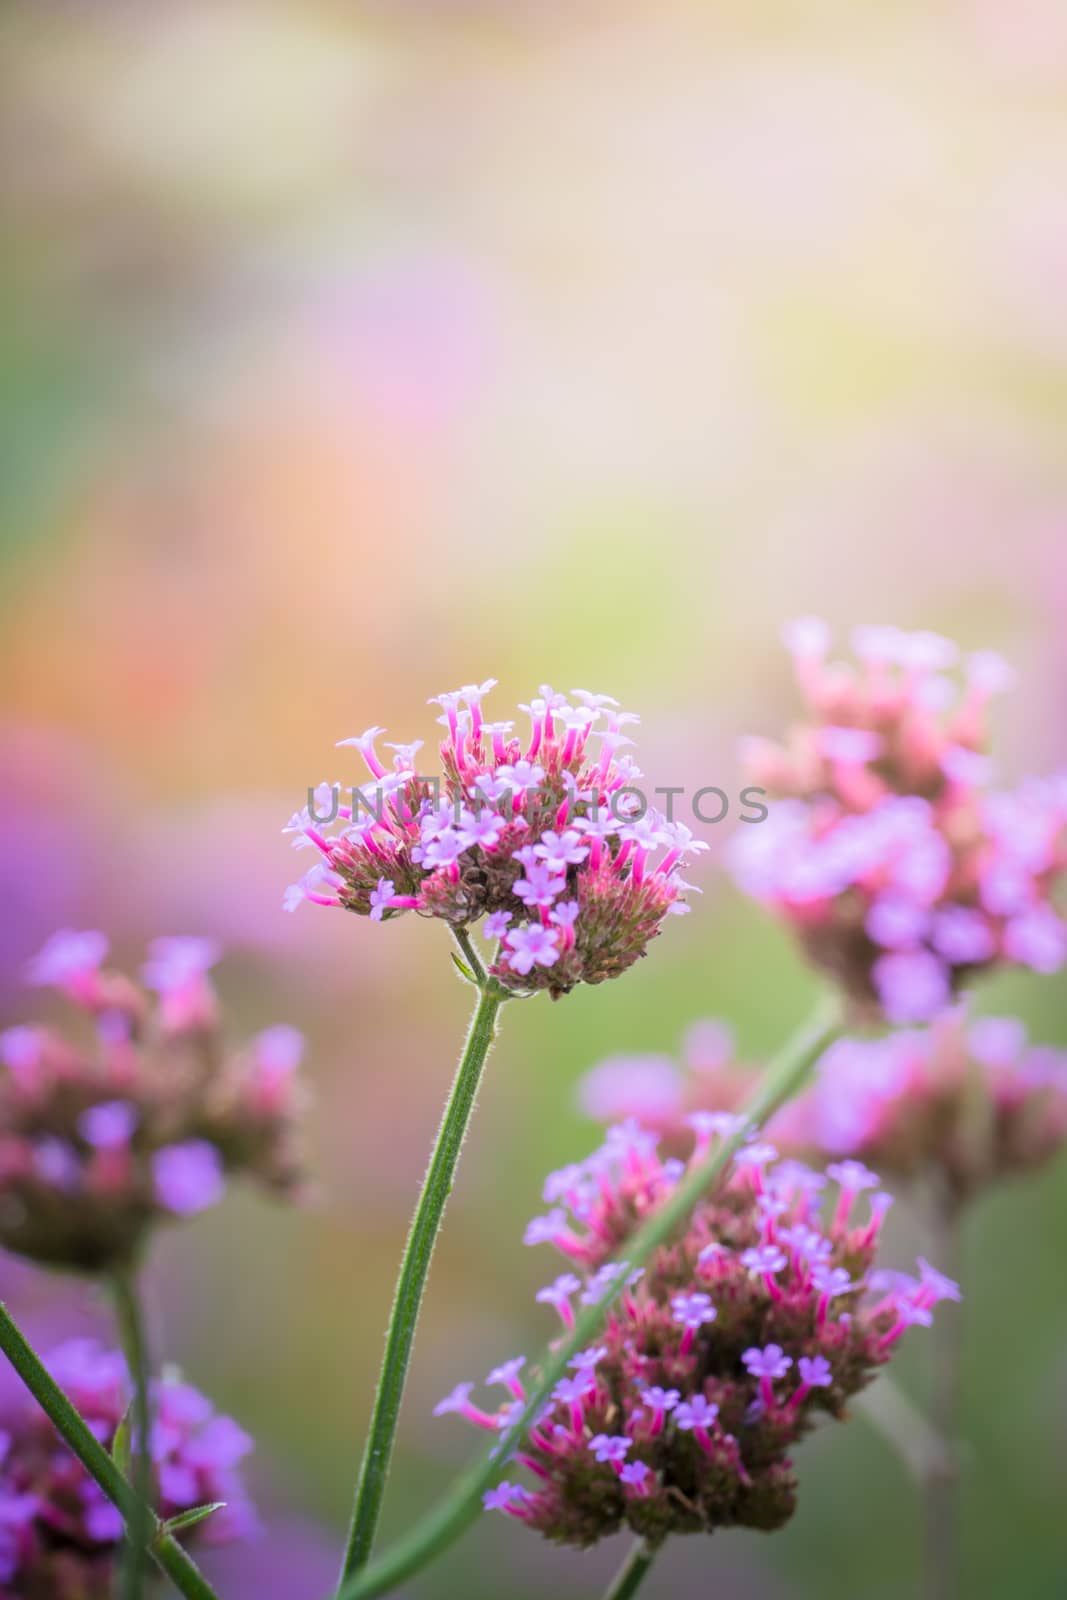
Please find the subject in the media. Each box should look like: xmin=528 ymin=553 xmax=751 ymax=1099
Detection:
xmin=330 ymin=994 xmax=841 ymax=1600
xmin=854 ymin=1375 xmax=952 ymax=1484
xmin=0 ymin=1301 xmax=222 ymax=1600
xmin=921 ymin=1180 xmax=964 ymax=1600
xmin=604 ymin=1539 xmax=658 ymax=1600
xmin=336 ymin=962 xmax=507 ymax=1585
xmin=113 ymin=1267 xmax=152 ymax=1600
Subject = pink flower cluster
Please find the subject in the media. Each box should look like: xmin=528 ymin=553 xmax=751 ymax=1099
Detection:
xmin=0 ymin=1338 xmax=256 ymax=1597
xmin=577 ymin=1009 xmax=1067 ymax=1201
xmin=0 ymin=931 xmax=308 ymax=1273
xmin=284 ymin=683 xmax=705 ymax=996
xmin=731 ymin=621 xmax=1067 ymax=1021
xmin=775 ymin=1008 xmax=1067 ymax=1197
xmin=436 ymin=1121 xmax=955 ymax=1548
xmin=577 ymin=1020 xmax=753 ymax=1145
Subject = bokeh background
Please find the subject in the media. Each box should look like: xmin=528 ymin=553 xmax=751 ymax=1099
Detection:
xmin=3 ymin=2 xmax=1067 ymax=1596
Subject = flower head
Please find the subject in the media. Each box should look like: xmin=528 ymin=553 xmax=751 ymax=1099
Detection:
xmin=578 ymin=1007 xmax=1067 ymax=1203
xmin=731 ymin=624 xmax=1067 ymax=1021
xmin=287 ymin=683 xmax=703 ymax=996
xmin=0 ymin=1339 xmax=255 ymax=1594
xmin=576 ymin=1024 xmax=758 ymax=1144
xmin=0 ymin=934 xmax=309 ymax=1273
xmin=791 ymin=1009 xmax=1067 ymax=1197
xmin=438 ymin=1121 xmax=953 ymax=1548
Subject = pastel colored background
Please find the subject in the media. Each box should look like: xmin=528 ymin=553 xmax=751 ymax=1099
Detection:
xmin=2 ymin=3 xmax=1066 ymax=1595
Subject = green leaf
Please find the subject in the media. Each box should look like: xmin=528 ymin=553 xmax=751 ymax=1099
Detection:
xmin=449 ymin=951 xmax=476 ymax=983
xmin=111 ymin=1401 xmax=135 ymax=1477
xmin=159 ymin=1503 xmax=227 ymax=1539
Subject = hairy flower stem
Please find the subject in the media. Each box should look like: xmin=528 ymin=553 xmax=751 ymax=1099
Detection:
xmin=337 ymin=943 xmax=507 ymax=1586
xmin=0 ymin=1300 xmax=222 ymax=1600
xmin=330 ymin=994 xmax=841 ymax=1600
xmin=922 ymin=1181 xmax=964 ymax=1600
xmin=112 ymin=1267 xmax=152 ymax=1600
xmin=604 ymin=1539 xmax=658 ymax=1599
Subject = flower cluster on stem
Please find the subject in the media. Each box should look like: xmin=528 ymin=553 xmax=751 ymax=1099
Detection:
xmin=578 ymin=1006 xmax=1067 ymax=1204
xmin=0 ymin=931 xmax=308 ymax=1272
xmin=284 ymin=683 xmax=705 ymax=996
xmin=778 ymin=1007 xmax=1067 ymax=1198
xmin=436 ymin=1118 xmax=955 ymax=1549
xmin=0 ymin=1338 xmax=255 ymax=1597
xmin=731 ymin=621 xmax=1067 ymax=1022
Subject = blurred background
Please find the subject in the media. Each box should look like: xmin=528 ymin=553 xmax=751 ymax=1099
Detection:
xmin=2 ymin=1 xmax=1067 ymax=1595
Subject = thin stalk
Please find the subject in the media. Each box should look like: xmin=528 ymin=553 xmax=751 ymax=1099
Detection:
xmin=0 ymin=1301 xmax=222 ymax=1600
xmin=336 ymin=959 xmax=507 ymax=1585
xmin=330 ymin=994 xmax=841 ymax=1600
xmin=922 ymin=1180 xmax=964 ymax=1600
xmin=603 ymin=1539 xmax=657 ymax=1600
xmin=854 ymin=1375 xmax=952 ymax=1484
xmin=112 ymin=1267 xmax=152 ymax=1600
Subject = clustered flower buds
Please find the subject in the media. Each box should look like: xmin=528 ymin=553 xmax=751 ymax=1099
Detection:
xmin=774 ymin=1008 xmax=1067 ymax=1199
xmin=578 ymin=1009 xmax=1067 ymax=1202
xmin=0 ymin=1338 xmax=256 ymax=1596
xmin=436 ymin=1121 xmax=955 ymax=1548
xmin=731 ymin=621 xmax=1067 ymax=1022
xmin=0 ymin=931 xmax=308 ymax=1273
xmin=283 ymin=683 xmax=705 ymax=997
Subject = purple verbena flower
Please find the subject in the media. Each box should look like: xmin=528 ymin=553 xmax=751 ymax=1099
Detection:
xmin=588 ymin=1433 xmax=631 ymax=1465
xmin=534 ymin=1274 xmax=581 ymax=1329
xmin=368 ymin=877 xmax=397 ymax=922
xmin=26 ymin=930 xmax=109 ymax=999
xmin=742 ymin=1344 xmax=793 ymax=1381
xmin=445 ymin=1122 xmax=952 ymax=1551
xmin=796 ymin=1355 xmax=833 ymax=1391
xmin=153 ymin=1142 xmax=226 ymax=1217
xmin=732 ymin=624 xmax=1067 ymax=1021
xmin=486 ymin=1358 xmax=526 ymax=1400
xmin=674 ymin=1394 xmax=719 ymax=1432
xmin=504 ymin=923 xmax=561 ymax=977
xmin=483 ymin=1481 xmax=531 ymax=1518
xmin=290 ymin=682 xmax=704 ymax=995
xmin=77 ymin=1100 xmax=138 ymax=1151
xmin=0 ymin=1339 xmax=256 ymax=1589
xmin=0 ymin=936 xmax=308 ymax=1273
xmin=619 ymin=1460 xmax=651 ymax=1493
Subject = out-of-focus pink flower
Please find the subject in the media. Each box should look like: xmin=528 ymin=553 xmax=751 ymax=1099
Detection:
xmin=0 ymin=934 xmax=309 ymax=1273
xmin=0 ymin=1339 xmax=256 ymax=1596
xmin=731 ymin=622 xmax=1067 ymax=1021
xmin=579 ymin=1008 xmax=1067 ymax=1201
xmin=790 ymin=1008 xmax=1067 ymax=1196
